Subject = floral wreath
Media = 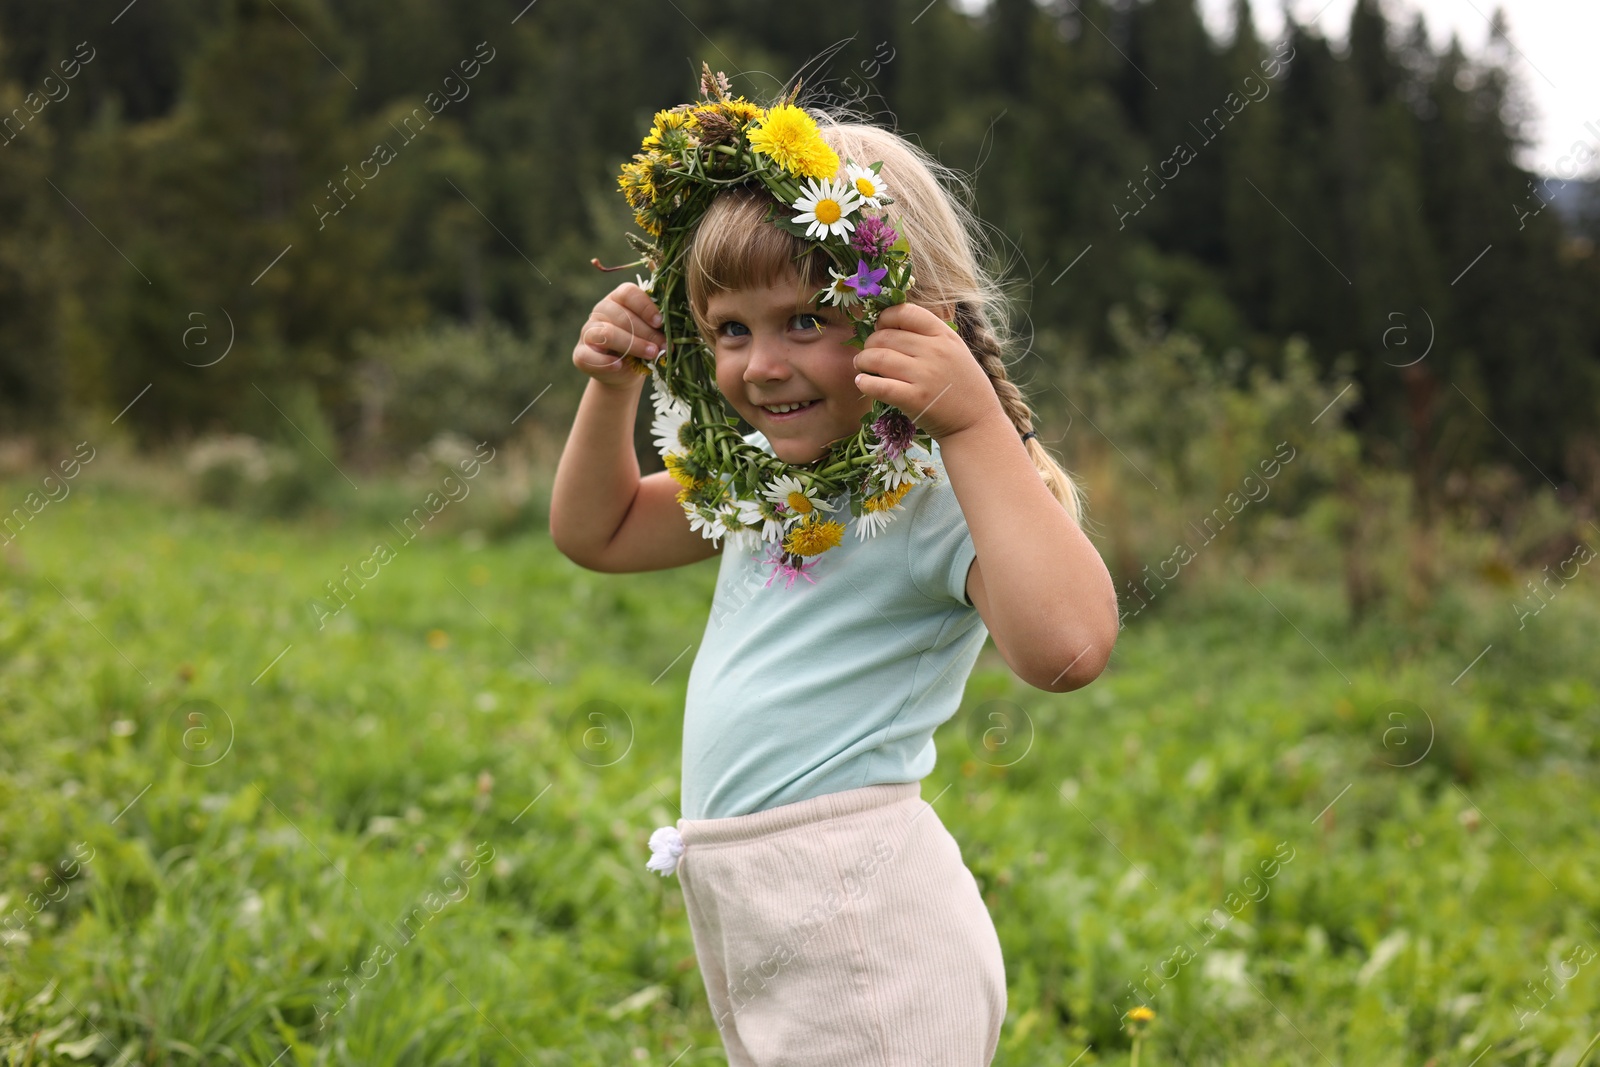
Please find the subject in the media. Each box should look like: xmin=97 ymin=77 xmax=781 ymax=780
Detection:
xmin=597 ymin=63 xmax=945 ymax=590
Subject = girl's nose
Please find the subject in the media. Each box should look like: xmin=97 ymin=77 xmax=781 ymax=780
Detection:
xmin=743 ymin=335 xmax=792 ymax=383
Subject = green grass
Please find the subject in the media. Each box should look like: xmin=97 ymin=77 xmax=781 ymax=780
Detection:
xmin=1 ymin=471 xmax=1597 ymax=1066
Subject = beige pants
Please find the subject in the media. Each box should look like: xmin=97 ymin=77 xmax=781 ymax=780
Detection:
xmin=673 ymin=781 xmax=1007 ymax=1065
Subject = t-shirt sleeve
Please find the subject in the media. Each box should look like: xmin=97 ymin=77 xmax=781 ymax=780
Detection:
xmin=907 ymin=457 xmax=978 ymax=607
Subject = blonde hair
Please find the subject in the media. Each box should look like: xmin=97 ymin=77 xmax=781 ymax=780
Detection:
xmin=683 ymin=106 xmax=1086 ymax=525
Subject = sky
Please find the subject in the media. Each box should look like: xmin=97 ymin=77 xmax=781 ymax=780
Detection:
xmin=1192 ymin=0 xmax=1600 ymax=178
xmin=948 ymin=0 xmax=1597 ymax=178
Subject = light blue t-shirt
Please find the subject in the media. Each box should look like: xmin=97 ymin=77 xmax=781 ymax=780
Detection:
xmin=680 ymin=428 xmax=988 ymax=820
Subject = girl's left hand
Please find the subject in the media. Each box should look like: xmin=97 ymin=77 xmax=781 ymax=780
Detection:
xmin=853 ymin=302 xmax=1008 ymax=442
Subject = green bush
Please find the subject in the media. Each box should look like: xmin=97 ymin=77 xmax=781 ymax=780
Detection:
xmin=351 ymin=321 xmax=568 ymax=455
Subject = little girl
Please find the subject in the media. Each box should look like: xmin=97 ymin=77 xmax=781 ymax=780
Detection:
xmin=551 ymin=104 xmax=1119 ymax=1065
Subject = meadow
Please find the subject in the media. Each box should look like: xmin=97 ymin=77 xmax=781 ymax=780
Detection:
xmin=1 ymin=431 xmax=1597 ymax=1066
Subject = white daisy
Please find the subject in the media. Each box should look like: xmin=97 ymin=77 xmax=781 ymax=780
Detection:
xmin=651 ymin=397 xmax=691 ymax=456
xmin=716 ymin=504 xmax=749 ymax=543
xmin=762 ymin=474 xmax=839 ymax=519
xmin=790 ymin=176 xmax=862 ymax=241
xmin=872 ymin=451 xmax=920 ymax=491
xmin=869 ymin=447 xmax=939 ymax=491
xmin=722 ymin=513 xmax=767 ymax=553
xmin=736 ymin=496 xmax=788 ymax=543
xmin=636 ymin=272 xmax=657 ymax=294
xmin=854 ymin=506 xmax=904 ymax=541
xmin=649 ymin=369 xmax=681 ymax=410
xmin=819 ymin=265 xmax=863 ymax=309
xmin=686 ymin=504 xmax=729 ymax=542
xmin=843 ymin=161 xmax=890 ymax=209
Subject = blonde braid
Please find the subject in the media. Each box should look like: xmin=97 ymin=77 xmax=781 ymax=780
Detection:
xmin=952 ymin=300 xmax=1086 ymax=526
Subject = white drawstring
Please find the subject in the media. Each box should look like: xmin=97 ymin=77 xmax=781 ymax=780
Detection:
xmin=646 ymin=825 xmax=684 ymax=877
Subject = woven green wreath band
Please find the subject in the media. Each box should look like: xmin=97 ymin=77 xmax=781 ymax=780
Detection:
xmin=604 ymin=63 xmax=943 ymax=588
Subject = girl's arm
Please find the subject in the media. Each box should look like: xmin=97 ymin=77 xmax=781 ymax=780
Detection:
xmin=941 ymin=413 xmax=1119 ymax=693
xmin=549 ymin=376 xmax=643 ymax=568
xmin=548 ymin=377 xmax=721 ymax=573
xmin=852 ymin=301 xmax=1118 ymax=691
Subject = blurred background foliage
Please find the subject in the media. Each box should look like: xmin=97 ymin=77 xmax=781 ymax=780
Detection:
xmin=0 ymin=0 xmax=1596 ymax=485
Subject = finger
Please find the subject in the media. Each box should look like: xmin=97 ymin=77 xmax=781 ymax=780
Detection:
xmin=613 ymin=282 xmax=665 ymax=330
xmin=632 ymin=286 xmax=666 ymax=329
xmin=574 ymin=345 xmax=615 ymax=376
xmin=576 ymin=332 xmax=630 ymax=374
xmin=876 ymin=302 xmax=943 ymax=336
xmin=856 ymin=344 xmax=920 ymax=380
xmin=596 ymin=300 xmax=667 ymax=353
xmin=854 ymin=370 xmax=907 ymax=409
xmin=861 ymin=327 xmax=928 ymax=352
xmin=582 ymin=319 xmax=643 ymax=364
xmin=585 ymin=319 xmax=659 ymax=362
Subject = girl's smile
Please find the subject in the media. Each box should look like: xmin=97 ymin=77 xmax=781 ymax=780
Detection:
xmin=704 ymin=270 xmax=874 ymax=467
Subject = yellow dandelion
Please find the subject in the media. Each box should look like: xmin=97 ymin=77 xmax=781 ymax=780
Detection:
xmin=633 ymin=207 xmax=664 ymax=238
xmin=747 ymin=104 xmax=839 ymax=181
xmin=1126 ymin=1003 xmax=1156 ymax=1067
xmin=721 ymin=97 xmax=765 ymax=124
xmin=617 ymin=161 xmax=657 ymax=209
xmin=784 ymin=516 xmax=844 ymax=556
xmin=864 ymin=482 xmax=913 ymax=512
xmin=664 ymin=453 xmax=700 ymax=490
xmin=641 ymin=108 xmax=691 ymax=151
xmin=674 ymin=478 xmax=712 ymax=505
xmin=854 ymin=480 xmax=915 ymax=540
xmin=689 ymin=102 xmax=724 ymax=125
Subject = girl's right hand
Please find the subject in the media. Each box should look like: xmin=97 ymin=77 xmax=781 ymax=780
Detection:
xmin=573 ymin=282 xmax=667 ymax=390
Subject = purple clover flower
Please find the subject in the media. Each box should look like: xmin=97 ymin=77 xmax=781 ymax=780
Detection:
xmin=849 ymin=215 xmax=898 ymax=258
xmin=871 ymin=410 xmax=917 ymax=461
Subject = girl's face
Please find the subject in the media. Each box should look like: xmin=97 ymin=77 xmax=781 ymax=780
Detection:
xmin=703 ymin=269 xmax=874 ymax=467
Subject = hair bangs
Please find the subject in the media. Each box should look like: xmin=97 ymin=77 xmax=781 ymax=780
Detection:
xmin=685 ymin=186 xmax=834 ymax=341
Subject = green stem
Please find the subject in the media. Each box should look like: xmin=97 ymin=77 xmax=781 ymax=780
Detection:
xmin=1574 ymin=1029 xmax=1600 ymax=1067
xmin=1130 ymin=1036 xmax=1142 ymax=1067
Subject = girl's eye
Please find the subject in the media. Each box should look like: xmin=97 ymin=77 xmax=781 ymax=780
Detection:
xmin=717 ymin=321 xmax=749 ymax=338
xmin=793 ymin=313 xmax=826 ymax=331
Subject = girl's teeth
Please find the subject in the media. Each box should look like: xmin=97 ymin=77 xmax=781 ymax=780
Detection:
xmin=764 ymin=400 xmax=814 ymax=413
